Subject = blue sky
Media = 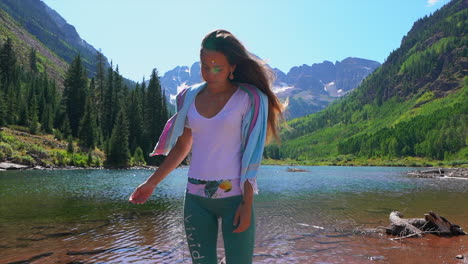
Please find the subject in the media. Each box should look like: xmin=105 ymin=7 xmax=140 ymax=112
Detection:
xmin=42 ymin=0 xmax=450 ymax=82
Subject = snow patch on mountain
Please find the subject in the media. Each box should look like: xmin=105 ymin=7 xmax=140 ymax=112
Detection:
xmin=273 ymin=84 xmax=294 ymax=93
xmin=169 ymin=82 xmax=190 ymax=103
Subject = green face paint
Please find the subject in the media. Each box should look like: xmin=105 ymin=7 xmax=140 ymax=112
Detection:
xmin=211 ymin=66 xmax=221 ymax=74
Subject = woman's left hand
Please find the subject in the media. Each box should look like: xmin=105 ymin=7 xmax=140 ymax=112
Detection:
xmin=232 ymin=199 xmax=252 ymax=233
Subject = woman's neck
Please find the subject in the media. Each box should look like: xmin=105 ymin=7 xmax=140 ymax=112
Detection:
xmin=205 ymin=81 xmax=235 ymax=95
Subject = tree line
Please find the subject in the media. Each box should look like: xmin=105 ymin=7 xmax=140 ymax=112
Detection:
xmin=0 ymin=37 xmax=169 ymax=167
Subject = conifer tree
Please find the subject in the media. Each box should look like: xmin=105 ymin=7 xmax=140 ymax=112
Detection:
xmin=29 ymin=48 xmax=38 ymax=73
xmin=112 ymin=65 xmax=123 ymax=125
xmin=95 ymin=51 xmax=106 ymax=132
xmin=127 ymin=85 xmax=144 ymax=154
xmin=63 ymin=55 xmax=88 ymax=137
xmin=28 ymin=94 xmax=39 ymax=134
xmin=0 ymin=89 xmax=5 ymax=126
xmin=39 ymin=75 xmax=57 ymax=133
xmin=87 ymin=151 xmax=93 ymax=166
xmin=18 ymin=93 xmax=29 ymax=126
xmin=144 ymin=69 xmax=163 ymax=164
xmin=0 ymin=38 xmax=16 ymax=85
xmin=106 ymin=108 xmax=130 ymax=167
xmin=95 ymin=51 xmax=106 ymax=105
xmin=102 ymin=64 xmax=114 ymax=138
xmin=67 ymin=135 xmax=74 ymax=154
xmin=139 ymin=79 xmax=148 ymax=153
xmin=79 ymin=79 xmax=98 ymax=149
xmin=41 ymin=104 xmax=53 ymax=134
xmin=132 ymin=146 xmax=146 ymax=166
xmin=61 ymin=114 xmax=72 ymax=139
xmin=161 ymin=88 xmax=169 ymax=125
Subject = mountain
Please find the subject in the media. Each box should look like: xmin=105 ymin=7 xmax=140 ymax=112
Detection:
xmin=0 ymin=8 xmax=68 ymax=83
xmin=0 ymin=0 xmax=110 ymax=79
xmin=160 ymin=62 xmax=202 ymax=102
xmin=160 ymin=58 xmax=380 ymax=119
xmin=268 ymin=0 xmax=467 ymax=166
xmin=274 ymin=58 xmax=380 ymax=119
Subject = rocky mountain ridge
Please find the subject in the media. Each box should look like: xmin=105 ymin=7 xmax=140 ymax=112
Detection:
xmin=160 ymin=58 xmax=380 ymax=119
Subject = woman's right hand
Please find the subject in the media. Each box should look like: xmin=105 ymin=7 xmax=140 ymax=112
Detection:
xmin=128 ymin=128 xmax=192 ymax=205
xmin=129 ymin=182 xmax=156 ymax=204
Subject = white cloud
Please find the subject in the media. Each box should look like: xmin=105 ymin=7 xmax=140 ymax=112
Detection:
xmin=427 ymin=0 xmax=441 ymax=6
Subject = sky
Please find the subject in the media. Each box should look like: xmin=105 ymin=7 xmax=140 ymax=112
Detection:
xmin=42 ymin=0 xmax=450 ymax=82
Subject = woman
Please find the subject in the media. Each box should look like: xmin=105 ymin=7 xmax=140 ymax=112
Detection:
xmin=129 ymin=29 xmax=285 ymax=264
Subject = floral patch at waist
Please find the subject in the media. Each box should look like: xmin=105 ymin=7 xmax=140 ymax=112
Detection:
xmin=186 ymin=177 xmax=242 ymax=198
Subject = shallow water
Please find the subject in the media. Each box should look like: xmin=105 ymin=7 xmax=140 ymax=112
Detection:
xmin=0 ymin=166 xmax=467 ymax=263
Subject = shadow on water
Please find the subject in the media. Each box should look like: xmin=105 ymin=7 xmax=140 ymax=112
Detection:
xmin=0 ymin=166 xmax=467 ymax=263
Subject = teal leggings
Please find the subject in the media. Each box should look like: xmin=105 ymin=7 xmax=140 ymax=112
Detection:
xmin=183 ymin=193 xmax=255 ymax=264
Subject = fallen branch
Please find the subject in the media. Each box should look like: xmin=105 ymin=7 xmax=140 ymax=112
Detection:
xmin=424 ymin=211 xmax=466 ymax=236
xmin=389 ymin=231 xmax=439 ymax=241
xmin=386 ymin=211 xmax=466 ymax=239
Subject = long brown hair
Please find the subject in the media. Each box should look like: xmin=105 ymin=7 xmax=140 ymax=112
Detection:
xmin=201 ymin=29 xmax=286 ymax=144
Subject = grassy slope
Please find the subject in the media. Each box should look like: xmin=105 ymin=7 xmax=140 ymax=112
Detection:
xmin=0 ymin=126 xmax=105 ymax=168
xmin=265 ymin=78 xmax=467 ymax=167
xmin=0 ymin=9 xmax=67 ymax=85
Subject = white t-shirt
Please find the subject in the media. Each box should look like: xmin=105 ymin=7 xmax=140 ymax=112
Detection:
xmin=185 ymin=87 xmax=250 ymax=181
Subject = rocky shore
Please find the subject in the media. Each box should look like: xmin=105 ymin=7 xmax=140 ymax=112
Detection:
xmin=407 ymin=168 xmax=468 ymax=179
xmin=0 ymin=161 xmax=158 ymax=171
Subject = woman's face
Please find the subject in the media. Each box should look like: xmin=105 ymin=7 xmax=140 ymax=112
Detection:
xmin=200 ymin=49 xmax=235 ymax=85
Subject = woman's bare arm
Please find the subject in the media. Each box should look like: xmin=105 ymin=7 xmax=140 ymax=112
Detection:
xmin=129 ymin=127 xmax=192 ymax=204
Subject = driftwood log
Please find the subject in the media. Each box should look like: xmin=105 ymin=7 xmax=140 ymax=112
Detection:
xmin=386 ymin=211 xmax=466 ymax=238
xmin=407 ymin=168 xmax=468 ymax=179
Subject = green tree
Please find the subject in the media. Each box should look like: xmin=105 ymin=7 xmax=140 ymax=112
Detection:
xmin=29 ymin=48 xmax=38 ymax=73
xmin=79 ymin=94 xmax=98 ymax=149
xmin=144 ymin=69 xmax=164 ymax=164
xmin=102 ymin=64 xmax=114 ymax=138
xmin=95 ymin=50 xmax=106 ymax=106
xmin=41 ymin=104 xmax=53 ymax=133
xmin=0 ymin=89 xmax=6 ymax=126
xmin=0 ymin=38 xmax=17 ymax=85
xmin=5 ymin=83 xmax=17 ymax=124
xmin=127 ymin=84 xmax=144 ymax=154
xmin=132 ymin=146 xmax=146 ymax=166
xmin=106 ymin=108 xmax=130 ymax=167
xmin=63 ymin=54 xmax=88 ymax=137
xmin=67 ymin=135 xmax=74 ymax=154
xmin=61 ymin=114 xmax=72 ymax=139
xmin=28 ymin=95 xmax=39 ymax=134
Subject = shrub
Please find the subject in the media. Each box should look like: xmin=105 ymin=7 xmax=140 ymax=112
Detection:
xmin=27 ymin=144 xmax=49 ymax=159
xmin=0 ymin=142 xmax=13 ymax=157
xmin=11 ymin=154 xmax=36 ymax=166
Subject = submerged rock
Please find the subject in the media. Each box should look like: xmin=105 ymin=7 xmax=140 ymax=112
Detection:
xmin=287 ymin=167 xmax=308 ymax=172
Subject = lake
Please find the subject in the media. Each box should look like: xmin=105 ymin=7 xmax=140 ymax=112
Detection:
xmin=0 ymin=166 xmax=467 ymax=264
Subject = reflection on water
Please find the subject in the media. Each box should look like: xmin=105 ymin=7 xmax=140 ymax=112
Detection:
xmin=0 ymin=166 xmax=467 ymax=263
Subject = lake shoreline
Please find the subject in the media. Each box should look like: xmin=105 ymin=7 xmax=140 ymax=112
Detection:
xmin=0 ymin=161 xmax=160 ymax=171
xmin=262 ymin=157 xmax=468 ymax=168
xmin=2 ymin=160 xmax=468 ymax=180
